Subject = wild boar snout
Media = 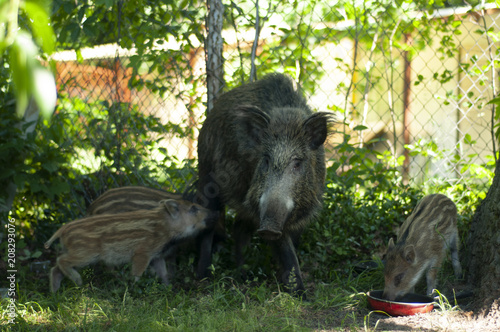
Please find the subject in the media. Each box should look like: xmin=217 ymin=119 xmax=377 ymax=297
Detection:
xmin=257 ymin=189 xmax=294 ymax=240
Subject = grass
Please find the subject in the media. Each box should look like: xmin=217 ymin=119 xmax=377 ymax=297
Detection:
xmin=1 ymin=197 xmax=471 ymax=332
xmin=1 ymin=234 xmax=469 ymax=332
xmin=1 ymin=259 xmax=386 ymax=332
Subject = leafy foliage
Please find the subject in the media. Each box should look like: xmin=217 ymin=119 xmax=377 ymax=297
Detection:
xmin=300 ymin=129 xmax=488 ymax=281
xmin=1 ymin=0 xmax=56 ymax=118
xmin=1 ymin=1 xmax=497 ymax=330
xmin=2 ymin=0 xmax=496 ymax=283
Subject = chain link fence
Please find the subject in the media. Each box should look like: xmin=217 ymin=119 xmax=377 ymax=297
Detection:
xmin=49 ymin=1 xmax=499 ymax=218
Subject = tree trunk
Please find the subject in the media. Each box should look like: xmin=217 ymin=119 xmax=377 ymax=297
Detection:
xmin=205 ymin=0 xmax=224 ymax=113
xmin=466 ymin=160 xmax=500 ymax=312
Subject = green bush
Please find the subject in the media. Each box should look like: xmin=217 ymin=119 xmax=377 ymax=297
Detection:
xmin=300 ymin=137 xmax=420 ymax=281
xmin=1 ymin=94 xmax=198 ymax=264
xmin=1 ymin=105 xmax=491 ymax=288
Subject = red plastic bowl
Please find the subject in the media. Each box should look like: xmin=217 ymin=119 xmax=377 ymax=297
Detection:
xmin=367 ymin=290 xmax=434 ymax=316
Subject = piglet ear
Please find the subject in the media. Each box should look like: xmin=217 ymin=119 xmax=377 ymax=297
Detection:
xmin=233 ymin=105 xmax=270 ymax=148
xmin=403 ymin=245 xmax=416 ymax=264
xmin=303 ymin=112 xmax=335 ymax=150
xmin=162 ymin=199 xmax=179 ymax=219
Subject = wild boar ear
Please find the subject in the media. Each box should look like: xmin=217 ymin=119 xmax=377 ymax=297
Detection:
xmin=162 ymin=199 xmax=180 ymax=219
xmin=403 ymin=245 xmax=416 ymax=264
xmin=303 ymin=112 xmax=335 ymax=150
xmin=233 ymin=105 xmax=270 ymax=147
xmin=388 ymin=237 xmax=395 ymax=250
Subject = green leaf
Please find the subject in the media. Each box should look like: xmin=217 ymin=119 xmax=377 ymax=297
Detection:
xmin=487 ymin=95 xmax=500 ymax=106
xmin=49 ymin=180 xmax=70 ymax=195
xmin=76 ymin=49 xmax=84 ymax=63
xmin=30 ymin=181 xmax=45 ymax=194
xmin=41 ymin=160 xmax=59 ymax=173
xmin=10 ymin=32 xmax=37 ymax=117
xmin=464 ymin=133 xmax=474 ymax=145
xmin=353 ymin=125 xmax=368 ymax=131
xmin=31 ymin=65 xmax=57 ymax=119
xmin=32 ymin=250 xmax=43 ymax=259
xmin=22 ymin=0 xmax=55 ymax=54
xmin=179 ymin=0 xmax=189 ymax=10
xmin=95 ymin=0 xmax=115 ymax=8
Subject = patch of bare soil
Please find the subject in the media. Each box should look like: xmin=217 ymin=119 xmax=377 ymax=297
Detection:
xmin=314 ymin=265 xmax=500 ymax=331
xmin=309 ymin=280 xmax=500 ymax=332
xmin=365 ymin=299 xmax=500 ymax=332
xmin=312 ymin=298 xmax=500 ymax=332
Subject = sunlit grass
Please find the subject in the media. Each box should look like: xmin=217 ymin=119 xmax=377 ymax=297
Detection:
xmin=1 ymin=262 xmax=385 ymax=331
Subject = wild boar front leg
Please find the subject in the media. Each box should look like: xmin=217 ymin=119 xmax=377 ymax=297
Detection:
xmin=195 ymin=229 xmax=215 ymax=279
xmin=162 ymin=245 xmax=178 ymax=282
xmin=270 ymin=235 xmax=305 ymax=297
xmin=233 ymin=216 xmax=254 ymax=280
xmin=150 ymin=256 xmax=169 ymax=285
xmin=131 ymin=251 xmax=153 ymax=282
xmin=425 ymin=257 xmax=442 ymax=295
xmin=449 ymin=233 xmax=463 ymax=279
xmin=195 ymin=207 xmax=224 ymax=279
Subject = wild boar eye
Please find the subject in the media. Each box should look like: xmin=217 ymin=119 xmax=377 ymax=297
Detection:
xmin=394 ymin=273 xmax=404 ymax=287
xmin=189 ymin=205 xmax=199 ymax=214
xmin=261 ymin=155 xmax=270 ymax=171
xmin=292 ymin=159 xmax=302 ymax=172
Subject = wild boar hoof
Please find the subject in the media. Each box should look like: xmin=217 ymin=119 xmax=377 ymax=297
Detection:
xmin=257 ymin=228 xmax=282 ymax=240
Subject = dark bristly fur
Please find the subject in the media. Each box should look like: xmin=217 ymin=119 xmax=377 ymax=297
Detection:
xmin=45 ymin=199 xmax=215 ymax=293
xmin=383 ymin=194 xmax=463 ymax=301
xmin=196 ymin=73 xmax=335 ymax=296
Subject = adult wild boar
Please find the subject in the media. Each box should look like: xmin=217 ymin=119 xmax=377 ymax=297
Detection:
xmin=196 ymin=73 xmax=334 ymax=295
